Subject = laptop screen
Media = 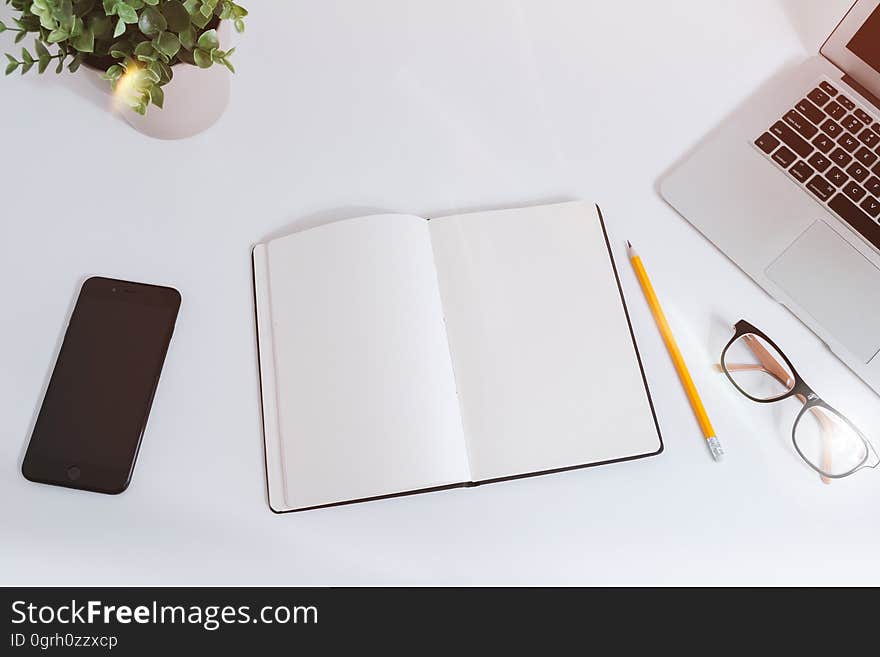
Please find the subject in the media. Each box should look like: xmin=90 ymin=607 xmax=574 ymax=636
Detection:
xmin=847 ymin=4 xmax=880 ymax=72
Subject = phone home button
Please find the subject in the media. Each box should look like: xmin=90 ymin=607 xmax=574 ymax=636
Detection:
xmin=66 ymin=466 xmax=81 ymax=481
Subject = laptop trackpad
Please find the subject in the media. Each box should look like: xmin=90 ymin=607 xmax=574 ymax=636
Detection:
xmin=766 ymin=221 xmax=880 ymax=363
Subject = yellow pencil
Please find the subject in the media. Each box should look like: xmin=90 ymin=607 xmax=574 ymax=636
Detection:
xmin=627 ymin=241 xmax=724 ymax=461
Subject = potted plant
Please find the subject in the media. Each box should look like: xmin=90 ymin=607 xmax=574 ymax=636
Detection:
xmin=1 ymin=0 xmax=247 ymax=126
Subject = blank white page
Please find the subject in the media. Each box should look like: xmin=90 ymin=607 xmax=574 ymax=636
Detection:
xmin=429 ymin=202 xmax=661 ymax=481
xmin=258 ymin=215 xmax=469 ymax=510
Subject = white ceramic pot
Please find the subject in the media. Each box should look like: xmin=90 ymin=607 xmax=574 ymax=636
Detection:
xmin=81 ymin=23 xmax=232 ymax=140
xmin=118 ymin=59 xmax=231 ymax=140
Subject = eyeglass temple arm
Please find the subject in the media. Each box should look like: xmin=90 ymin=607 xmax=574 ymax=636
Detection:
xmin=741 ymin=335 xmax=796 ymax=389
xmin=725 ymin=337 xmax=833 ymax=484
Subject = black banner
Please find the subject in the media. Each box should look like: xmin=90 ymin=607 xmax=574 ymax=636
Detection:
xmin=1 ymin=586 xmax=866 ymax=652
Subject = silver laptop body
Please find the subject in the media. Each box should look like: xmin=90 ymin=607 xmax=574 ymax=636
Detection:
xmin=661 ymin=0 xmax=880 ymax=393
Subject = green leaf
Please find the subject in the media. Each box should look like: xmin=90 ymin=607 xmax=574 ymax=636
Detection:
xmin=71 ymin=27 xmax=95 ymax=53
xmin=134 ymin=41 xmax=155 ymax=57
xmin=15 ymin=31 xmax=27 ymax=44
xmin=234 ymin=18 xmax=244 ymax=33
xmin=110 ymin=41 xmax=132 ymax=58
xmin=59 ymin=0 xmax=75 ymax=27
xmin=5 ymin=61 xmax=19 ymax=76
xmin=34 ymin=40 xmax=50 ymax=60
xmin=70 ymin=16 xmax=84 ymax=39
xmin=157 ymin=60 xmax=173 ymax=83
xmin=178 ymin=25 xmax=195 ymax=49
xmin=138 ymin=7 xmax=167 ymax=36
xmin=114 ymin=18 xmax=127 ymax=38
xmin=21 ymin=49 xmax=33 ymax=64
xmin=196 ymin=28 xmax=219 ymax=50
xmin=46 ymin=29 xmax=69 ymax=44
xmin=117 ymin=3 xmax=139 ymax=24
xmin=193 ymin=47 xmax=212 ymax=68
xmin=0 ymin=21 xmax=7 ymax=34
xmin=68 ymin=53 xmax=85 ymax=73
xmin=189 ymin=9 xmax=210 ymax=29
xmin=153 ymin=31 xmax=180 ymax=58
xmin=21 ymin=59 xmax=33 ymax=74
xmin=102 ymin=63 xmax=124 ymax=81
xmin=150 ymin=83 xmax=164 ymax=108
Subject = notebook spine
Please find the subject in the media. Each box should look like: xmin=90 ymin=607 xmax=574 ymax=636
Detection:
xmin=253 ymin=244 xmax=289 ymax=512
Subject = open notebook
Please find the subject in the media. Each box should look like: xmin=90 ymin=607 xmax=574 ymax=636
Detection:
xmin=253 ymin=201 xmax=662 ymax=512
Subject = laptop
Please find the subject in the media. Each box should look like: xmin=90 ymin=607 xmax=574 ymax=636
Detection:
xmin=661 ymin=0 xmax=880 ymax=393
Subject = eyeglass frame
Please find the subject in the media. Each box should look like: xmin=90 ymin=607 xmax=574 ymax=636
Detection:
xmin=720 ymin=319 xmax=879 ymax=480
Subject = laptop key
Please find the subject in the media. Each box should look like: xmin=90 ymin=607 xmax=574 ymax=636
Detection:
xmin=830 ymin=195 xmax=880 ymax=249
xmin=848 ymin=162 xmax=870 ymax=183
xmin=858 ymin=128 xmax=880 ymax=148
xmin=861 ymin=196 xmax=880 ymax=218
xmin=873 ymin=160 xmax=880 ymax=177
xmin=790 ymin=160 xmax=815 ymax=183
xmin=821 ymin=119 xmax=844 ymax=138
xmin=755 ymin=132 xmax=780 ymax=154
xmin=827 ymin=166 xmax=849 ymax=187
xmin=808 ymin=152 xmax=832 ymax=172
xmin=830 ymin=148 xmax=853 ymax=166
xmin=785 ymin=110 xmax=819 ymax=139
xmin=771 ymin=122 xmax=813 ymax=158
xmin=838 ymin=133 xmax=860 ymax=153
xmin=838 ymin=94 xmax=856 ymax=111
xmin=855 ymin=146 xmax=879 ymax=167
xmin=795 ymin=98 xmax=825 ymax=125
xmin=820 ymin=81 xmax=838 ymax=97
xmin=843 ymin=115 xmax=866 ymax=134
xmin=855 ymin=109 xmax=873 ymax=125
xmin=825 ymin=101 xmax=847 ymax=120
xmin=808 ymin=88 xmax=831 ymax=107
xmin=866 ymin=176 xmax=880 ymax=196
xmin=844 ymin=181 xmax=867 ymax=203
xmin=772 ymin=145 xmax=797 ymax=168
xmin=812 ymin=134 xmax=835 ymax=153
xmin=873 ymin=122 xmax=880 ymax=136
xmin=806 ymin=175 xmax=836 ymax=201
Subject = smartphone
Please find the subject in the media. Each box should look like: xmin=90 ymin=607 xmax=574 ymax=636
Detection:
xmin=22 ymin=277 xmax=181 ymax=494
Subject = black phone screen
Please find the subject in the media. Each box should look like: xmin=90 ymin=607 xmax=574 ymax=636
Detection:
xmin=22 ymin=277 xmax=180 ymax=494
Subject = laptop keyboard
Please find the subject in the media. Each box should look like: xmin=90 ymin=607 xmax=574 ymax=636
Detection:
xmin=754 ymin=80 xmax=880 ymax=251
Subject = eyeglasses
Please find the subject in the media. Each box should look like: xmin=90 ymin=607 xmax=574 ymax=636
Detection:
xmin=720 ymin=320 xmax=879 ymax=482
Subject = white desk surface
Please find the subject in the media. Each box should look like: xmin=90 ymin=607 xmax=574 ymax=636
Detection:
xmin=3 ymin=0 xmax=879 ymax=586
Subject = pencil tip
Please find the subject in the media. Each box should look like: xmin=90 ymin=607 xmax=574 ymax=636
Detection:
xmin=707 ymin=437 xmax=725 ymax=462
xmin=626 ymin=240 xmax=632 ymax=249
